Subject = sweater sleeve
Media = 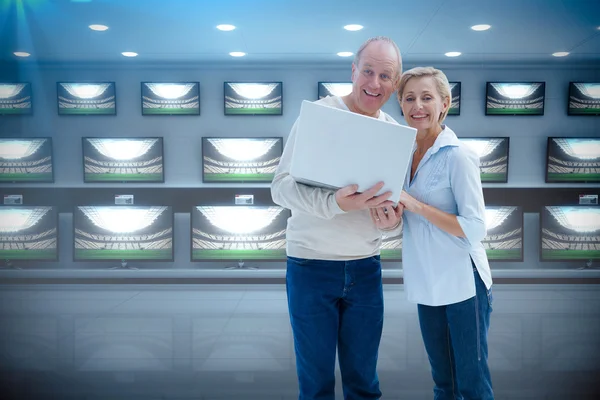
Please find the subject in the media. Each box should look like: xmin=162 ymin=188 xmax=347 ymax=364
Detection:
xmin=270 ymin=118 xmax=347 ymax=219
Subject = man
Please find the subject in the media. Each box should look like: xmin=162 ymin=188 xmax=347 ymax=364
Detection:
xmin=271 ymin=36 xmax=403 ymax=400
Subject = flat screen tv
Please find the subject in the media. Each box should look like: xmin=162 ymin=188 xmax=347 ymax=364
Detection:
xmin=483 ymin=206 xmax=523 ymax=261
xmin=0 ymin=206 xmax=58 ymax=261
xmin=448 ymin=82 xmax=461 ymax=115
xmin=546 ymin=137 xmax=600 ymax=184
xmin=459 ymin=137 xmax=510 ymax=183
xmin=0 ymin=82 xmax=32 ymax=115
xmin=540 ymin=205 xmax=600 ymax=262
xmin=0 ymin=137 xmax=54 ymax=183
xmin=191 ymin=205 xmax=290 ymax=261
xmin=202 ymin=137 xmax=283 ymax=183
xmin=318 ymin=82 xmax=352 ymax=99
xmin=57 ymin=82 xmax=116 ymax=115
xmin=73 ymin=205 xmax=173 ymax=261
xmin=82 ymin=137 xmax=164 ymax=183
xmin=141 ymin=82 xmax=200 ymax=115
xmin=568 ymin=82 xmax=600 ymax=116
xmin=485 ymin=82 xmax=545 ymax=115
xmin=224 ymin=82 xmax=282 ymax=115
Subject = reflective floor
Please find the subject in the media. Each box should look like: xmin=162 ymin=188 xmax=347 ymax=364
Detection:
xmin=1 ymin=284 xmax=599 ymax=399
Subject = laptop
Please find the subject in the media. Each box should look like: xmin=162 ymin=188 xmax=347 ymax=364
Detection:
xmin=289 ymin=100 xmax=417 ymax=204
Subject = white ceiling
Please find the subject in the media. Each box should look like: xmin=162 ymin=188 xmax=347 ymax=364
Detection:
xmin=1 ymin=0 xmax=600 ymax=65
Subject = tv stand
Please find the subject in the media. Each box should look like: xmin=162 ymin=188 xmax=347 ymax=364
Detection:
xmin=224 ymin=260 xmax=258 ymax=270
xmin=110 ymin=260 xmax=138 ymax=270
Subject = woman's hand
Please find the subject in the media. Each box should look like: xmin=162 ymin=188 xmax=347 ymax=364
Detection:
xmin=370 ymin=203 xmax=404 ymax=230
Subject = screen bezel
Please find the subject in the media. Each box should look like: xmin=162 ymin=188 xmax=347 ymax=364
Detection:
xmin=567 ymin=82 xmax=600 ymax=116
xmin=0 ymin=137 xmax=55 ymax=183
xmin=57 ymin=81 xmax=117 ymax=116
xmin=458 ymin=136 xmax=510 ymax=183
xmin=484 ymin=205 xmax=524 ymax=262
xmin=545 ymin=137 xmax=600 ymax=184
xmin=485 ymin=81 xmax=545 ymax=116
xmin=223 ymin=81 xmax=283 ymax=116
xmin=140 ymin=81 xmax=200 ymax=116
xmin=0 ymin=82 xmax=33 ymax=116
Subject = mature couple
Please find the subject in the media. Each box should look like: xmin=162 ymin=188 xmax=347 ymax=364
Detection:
xmin=271 ymin=36 xmax=494 ymax=400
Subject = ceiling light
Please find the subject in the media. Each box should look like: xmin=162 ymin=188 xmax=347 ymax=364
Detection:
xmin=229 ymin=51 xmax=246 ymax=57
xmin=344 ymin=24 xmax=363 ymax=31
xmin=217 ymin=24 xmax=236 ymax=31
xmin=445 ymin=51 xmax=461 ymax=57
xmin=552 ymin=51 xmax=569 ymax=57
xmin=471 ymin=24 xmax=491 ymax=31
xmin=121 ymin=51 xmax=138 ymax=57
xmin=13 ymin=51 xmax=30 ymax=57
xmin=337 ymin=51 xmax=353 ymax=57
xmin=89 ymin=24 xmax=109 ymax=31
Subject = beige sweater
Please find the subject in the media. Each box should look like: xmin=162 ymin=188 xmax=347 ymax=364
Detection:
xmin=270 ymin=95 xmax=400 ymax=260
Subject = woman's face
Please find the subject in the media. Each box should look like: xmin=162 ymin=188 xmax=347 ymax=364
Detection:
xmin=400 ymin=76 xmax=449 ymax=131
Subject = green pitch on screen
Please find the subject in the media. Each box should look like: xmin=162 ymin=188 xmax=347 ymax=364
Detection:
xmin=542 ymin=250 xmax=599 ymax=260
xmin=0 ymin=109 xmax=30 ymax=115
xmin=143 ymin=108 xmax=197 ymax=115
xmin=225 ymin=108 xmax=281 ymax=115
xmin=75 ymin=249 xmax=171 ymax=260
xmin=485 ymin=249 xmax=521 ymax=260
xmin=193 ymin=249 xmax=286 ymax=260
xmin=0 ymin=173 xmax=52 ymax=182
xmin=380 ymin=249 xmax=401 ymax=260
xmin=547 ymin=173 xmax=600 ymax=182
xmin=59 ymin=108 xmax=115 ymax=115
xmin=204 ymin=173 xmax=274 ymax=182
xmin=486 ymin=108 xmax=541 ymax=115
xmin=481 ymin=173 xmax=506 ymax=182
xmin=569 ymin=108 xmax=600 ymax=115
xmin=0 ymin=249 xmax=57 ymax=260
xmin=85 ymin=173 xmax=162 ymax=182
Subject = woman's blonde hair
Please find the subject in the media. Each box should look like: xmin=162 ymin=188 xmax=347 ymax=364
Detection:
xmin=397 ymin=66 xmax=451 ymax=123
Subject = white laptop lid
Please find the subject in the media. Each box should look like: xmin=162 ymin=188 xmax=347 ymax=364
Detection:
xmin=290 ymin=100 xmax=417 ymax=204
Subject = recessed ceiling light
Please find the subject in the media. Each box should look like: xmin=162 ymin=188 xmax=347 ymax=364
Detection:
xmin=13 ymin=51 xmax=30 ymax=57
xmin=121 ymin=51 xmax=138 ymax=57
xmin=229 ymin=51 xmax=246 ymax=57
xmin=89 ymin=24 xmax=109 ymax=31
xmin=344 ymin=24 xmax=363 ymax=31
xmin=471 ymin=24 xmax=491 ymax=31
xmin=337 ymin=51 xmax=354 ymax=57
xmin=552 ymin=51 xmax=569 ymax=57
xmin=217 ymin=24 xmax=236 ymax=31
xmin=445 ymin=51 xmax=461 ymax=57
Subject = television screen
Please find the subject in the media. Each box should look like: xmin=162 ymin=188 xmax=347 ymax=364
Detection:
xmin=546 ymin=137 xmax=600 ymax=183
xmin=202 ymin=137 xmax=283 ymax=183
xmin=459 ymin=137 xmax=509 ymax=183
xmin=82 ymin=137 xmax=164 ymax=183
xmin=318 ymin=82 xmax=352 ymax=99
xmin=568 ymin=82 xmax=600 ymax=116
xmin=224 ymin=82 xmax=282 ymax=115
xmin=381 ymin=230 xmax=402 ymax=261
xmin=0 ymin=138 xmax=54 ymax=183
xmin=191 ymin=205 xmax=290 ymax=261
xmin=540 ymin=206 xmax=600 ymax=261
xmin=486 ymin=82 xmax=545 ymax=115
xmin=0 ymin=82 xmax=32 ymax=115
xmin=141 ymin=82 xmax=199 ymax=115
xmin=448 ymin=82 xmax=461 ymax=115
xmin=73 ymin=206 xmax=173 ymax=261
xmin=57 ymin=82 xmax=116 ymax=115
xmin=483 ymin=206 xmax=523 ymax=261
xmin=0 ymin=206 xmax=58 ymax=261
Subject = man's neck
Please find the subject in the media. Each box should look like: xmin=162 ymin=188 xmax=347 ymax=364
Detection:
xmin=341 ymin=94 xmax=380 ymax=118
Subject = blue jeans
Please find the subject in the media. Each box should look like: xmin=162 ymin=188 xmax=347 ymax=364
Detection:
xmin=286 ymin=255 xmax=384 ymax=400
xmin=417 ymin=264 xmax=494 ymax=400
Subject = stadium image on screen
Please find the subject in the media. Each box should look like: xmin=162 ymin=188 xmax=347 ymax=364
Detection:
xmin=541 ymin=206 xmax=600 ymax=261
xmin=448 ymin=82 xmax=461 ymax=115
xmin=82 ymin=137 xmax=164 ymax=183
xmin=318 ymin=82 xmax=353 ymax=99
xmin=0 ymin=83 xmax=32 ymax=115
xmin=202 ymin=137 xmax=282 ymax=183
xmin=74 ymin=206 xmax=173 ymax=261
xmin=459 ymin=137 xmax=509 ymax=182
xmin=141 ymin=82 xmax=199 ymax=115
xmin=483 ymin=206 xmax=523 ymax=261
xmin=0 ymin=138 xmax=54 ymax=183
xmin=381 ymin=230 xmax=402 ymax=261
xmin=486 ymin=82 xmax=545 ymax=115
xmin=57 ymin=82 xmax=116 ymax=115
xmin=568 ymin=82 xmax=600 ymax=115
xmin=546 ymin=137 xmax=600 ymax=183
xmin=224 ymin=82 xmax=282 ymax=115
xmin=0 ymin=206 xmax=58 ymax=261
xmin=191 ymin=205 xmax=290 ymax=261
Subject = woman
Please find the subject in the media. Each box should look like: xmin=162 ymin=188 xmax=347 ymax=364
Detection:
xmin=372 ymin=66 xmax=494 ymax=399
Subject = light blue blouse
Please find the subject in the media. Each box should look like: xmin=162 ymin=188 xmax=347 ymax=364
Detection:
xmin=402 ymin=125 xmax=492 ymax=306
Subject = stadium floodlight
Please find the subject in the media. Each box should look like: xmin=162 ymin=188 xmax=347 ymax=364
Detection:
xmin=460 ymin=138 xmax=503 ymax=158
xmin=0 ymin=207 xmax=51 ymax=233
xmin=87 ymin=138 xmax=158 ymax=160
xmin=547 ymin=206 xmax=600 ymax=233
xmin=491 ymin=83 xmax=540 ymax=99
xmin=79 ymin=206 xmax=166 ymax=233
xmin=198 ymin=206 xmax=282 ymax=234
xmin=574 ymin=83 xmax=600 ymax=98
xmin=0 ymin=139 xmax=45 ymax=160
xmin=145 ymin=83 xmax=195 ymax=99
xmin=485 ymin=207 xmax=515 ymax=231
xmin=228 ymin=83 xmax=277 ymax=99
xmin=554 ymin=138 xmax=600 ymax=160
xmin=208 ymin=138 xmax=278 ymax=161
xmin=61 ymin=83 xmax=111 ymax=99
xmin=321 ymin=83 xmax=353 ymax=97
xmin=0 ymin=84 xmax=26 ymax=99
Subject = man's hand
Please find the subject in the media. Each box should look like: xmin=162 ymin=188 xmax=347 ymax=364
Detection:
xmin=370 ymin=203 xmax=404 ymax=230
xmin=335 ymin=181 xmax=395 ymax=212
